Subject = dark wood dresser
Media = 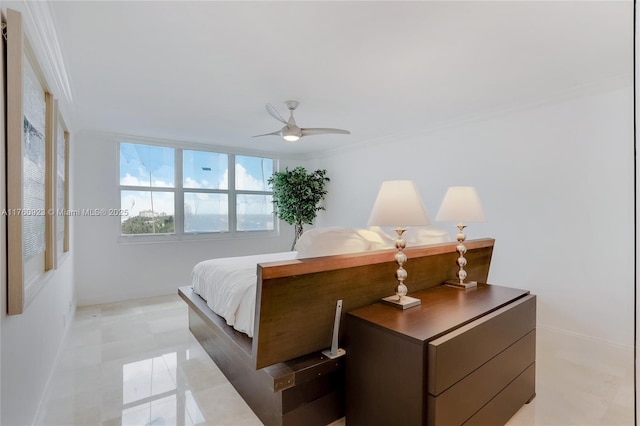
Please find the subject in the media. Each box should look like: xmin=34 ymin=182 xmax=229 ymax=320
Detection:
xmin=345 ymin=283 xmax=536 ymax=426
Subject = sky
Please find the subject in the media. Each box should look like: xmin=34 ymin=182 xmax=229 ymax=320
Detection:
xmin=119 ymin=143 xmax=274 ymax=220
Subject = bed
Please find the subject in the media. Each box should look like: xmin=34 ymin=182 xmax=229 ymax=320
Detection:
xmin=191 ymin=251 xmax=298 ymax=337
xmin=189 ymin=226 xmax=450 ymax=337
xmin=179 ymin=228 xmax=495 ymax=426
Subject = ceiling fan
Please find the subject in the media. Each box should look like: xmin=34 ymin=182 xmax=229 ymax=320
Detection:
xmin=253 ymin=100 xmax=351 ymax=142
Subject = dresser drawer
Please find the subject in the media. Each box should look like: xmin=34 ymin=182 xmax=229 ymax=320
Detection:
xmin=427 ymin=294 xmax=536 ymax=396
xmin=463 ymin=363 xmax=536 ymax=426
xmin=427 ymin=330 xmax=536 ymax=426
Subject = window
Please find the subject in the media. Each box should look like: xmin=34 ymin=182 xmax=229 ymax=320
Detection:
xmin=235 ymin=155 xmax=274 ymax=232
xmin=183 ymin=150 xmax=228 ymax=233
xmin=120 ymin=143 xmax=176 ymax=235
xmin=119 ymin=142 xmax=275 ymax=238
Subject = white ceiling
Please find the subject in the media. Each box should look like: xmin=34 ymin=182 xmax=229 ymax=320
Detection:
xmin=49 ymin=1 xmax=632 ymax=156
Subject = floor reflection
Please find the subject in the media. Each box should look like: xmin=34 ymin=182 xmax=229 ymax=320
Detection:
xmin=119 ymin=351 xmax=205 ymax=426
xmin=35 ymin=294 xmax=262 ymax=426
xmin=35 ymin=294 xmax=634 ymax=426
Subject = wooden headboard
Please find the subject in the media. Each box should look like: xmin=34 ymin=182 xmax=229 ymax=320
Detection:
xmin=252 ymin=238 xmax=494 ymax=369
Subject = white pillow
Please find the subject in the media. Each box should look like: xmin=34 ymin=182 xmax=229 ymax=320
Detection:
xmin=365 ymin=226 xmax=396 ymax=249
xmin=295 ymin=227 xmax=371 ymax=259
xmin=355 ymin=228 xmax=390 ymax=250
xmin=294 ymin=227 xmax=343 ymax=252
xmin=404 ymin=226 xmax=450 ymax=246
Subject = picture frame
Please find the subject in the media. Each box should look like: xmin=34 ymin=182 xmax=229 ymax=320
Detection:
xmin=6 ymin=9 xmax=57 ymax=315
xmin=56 ymin=111 xmax=70 ymax=260
xmin=45 ymin=94 xmax=56 ymax=271
xmin=7 ymin=8 xmax=26 ymax=315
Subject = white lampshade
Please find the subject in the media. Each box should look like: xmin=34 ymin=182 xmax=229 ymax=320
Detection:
xmin=367 ymin=180 xmax=431 ymax=227
xmin=435 ymin=186 xmax=487 ymax=223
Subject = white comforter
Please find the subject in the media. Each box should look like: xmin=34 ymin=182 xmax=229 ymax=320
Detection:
xmin=191 ymin=251 xmax=297 ymax=337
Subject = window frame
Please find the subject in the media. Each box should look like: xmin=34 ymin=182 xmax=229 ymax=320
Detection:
xmin=118 ymin=140 xmax=278 ymax=243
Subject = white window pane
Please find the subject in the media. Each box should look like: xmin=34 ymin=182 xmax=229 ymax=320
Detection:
xmin=120 ymin=143 xmax=175 ymax=188
xmin=183 ymin=150 xmax=228 ymax=190
xmin=235 ymin=155 xmax=273 ymax=191
xmin=121 ymin=191 xmax=174 ymax=235
xmin=184 ymin=192 xmax=228 ymax=233
xmin=237 ymin=194 xmax=274 ymax=231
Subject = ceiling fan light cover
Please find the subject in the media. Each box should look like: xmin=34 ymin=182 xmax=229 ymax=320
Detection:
xmin=282 ymin=125 xmax=302 ymax=141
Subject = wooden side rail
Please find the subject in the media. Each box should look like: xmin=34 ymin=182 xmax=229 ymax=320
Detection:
xmin=179 ymin=286 xmax=343 ymax=393
xmin=252 ymin=238 xmax=495 ymax=369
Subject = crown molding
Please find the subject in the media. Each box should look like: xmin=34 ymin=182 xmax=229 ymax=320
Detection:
xmin=311 ymin=72 xmax=633 ymax=160
xmin=76 ymin=129 xmax=312 ymax=163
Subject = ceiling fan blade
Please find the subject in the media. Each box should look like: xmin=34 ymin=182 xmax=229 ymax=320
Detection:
xmin=252 ymin=130 xmax=282 ymax=138
xmin=266 ymin=103 xmax=288 ymax=124
xmin=301 ymin=128 xmax=351 ymax=136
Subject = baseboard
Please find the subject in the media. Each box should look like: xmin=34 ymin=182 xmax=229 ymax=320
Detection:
xmin=31 ymin=303 xmax=76 ymax=426
xmin=536 ymin=324 xmax=634 ymax=351
xmin=77 ymin=286 xmax=187 ymax=307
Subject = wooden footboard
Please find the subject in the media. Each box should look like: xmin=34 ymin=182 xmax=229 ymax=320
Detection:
xmin=253 ymin=238 xmax=494 ymax=368
xmin=180 ymin=238 xmax=494 ymax=426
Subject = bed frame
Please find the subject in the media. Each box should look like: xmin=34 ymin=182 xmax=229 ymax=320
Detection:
xmin=179 ymin=238 xmax=494 ymax=426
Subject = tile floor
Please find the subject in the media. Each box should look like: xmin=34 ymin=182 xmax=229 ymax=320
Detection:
xmin=36 ymin=294 xmax=634 ymax=426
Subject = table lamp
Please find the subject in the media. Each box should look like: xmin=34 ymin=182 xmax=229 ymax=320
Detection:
xmin=367 ymin=180 xmax=431 ymax=309
xmin=435 ymin=186 xmax=487 ymax=289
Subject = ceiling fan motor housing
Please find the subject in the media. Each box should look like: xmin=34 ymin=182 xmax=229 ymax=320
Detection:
xmin=284 ymin=100 xmax=299 ymax=111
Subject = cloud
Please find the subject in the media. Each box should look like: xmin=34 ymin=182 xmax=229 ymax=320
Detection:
xmin=219 ymin=170 xmax=228 ymax=189
xmin=184 ymin=177 xmax=201 ymax=189
xmin=216 ymin=165 xmax=265 ymax=191
xmin=235 ymin=164 xmax=266 ymax=190
xmin=121 ymin=173 xmax=172 ymax=188
xmin=121 ymin=173 xmax=144 ymax=186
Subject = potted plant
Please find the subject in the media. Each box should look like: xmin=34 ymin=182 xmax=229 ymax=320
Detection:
xmin=268 ymin=167 xmax=330 ymax=250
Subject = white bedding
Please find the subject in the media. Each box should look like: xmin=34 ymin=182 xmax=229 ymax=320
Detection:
xmin=191 ymin=251 xmax=297 ymax=337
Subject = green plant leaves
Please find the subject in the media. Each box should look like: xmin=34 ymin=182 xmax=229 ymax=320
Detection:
xmin=267 ymin=167 xmax=330 ymax=227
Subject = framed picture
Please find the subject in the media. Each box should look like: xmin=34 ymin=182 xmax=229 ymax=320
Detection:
xmin=56 ymin=112 xmax=70 ymax=259
xmin=45 ymin=94 xmax=56 ymax=271
xmin=6 ymin=9 xmax=56 ymax=314
xmin=7 ymin=8 xmax=27 ymax=315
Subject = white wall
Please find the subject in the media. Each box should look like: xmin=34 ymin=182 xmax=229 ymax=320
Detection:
xmin=0 ymin=89 xmax=76 ymax=426
xmin=312 ymin=86 xmax=634 ymax=347
xmin=73 ymin=130 xmax=307 ymax=305
xmin=1 ymin=3 xmax=77 ymax=424
xmin=0 ymin=84 xmax=75 ymax=426
xmin=1 ymin=258 xmax=75 ymax=426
